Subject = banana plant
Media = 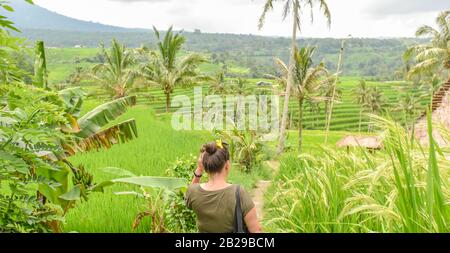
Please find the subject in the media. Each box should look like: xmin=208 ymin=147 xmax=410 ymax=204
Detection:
xmin=100 ymin=167 xmax=188 ymax=232
xmin=26 ymin=41 xmax=139 ymax=220
xmin=62 ymin=95 xmax=138 ymax=155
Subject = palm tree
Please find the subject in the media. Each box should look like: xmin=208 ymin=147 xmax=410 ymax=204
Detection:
xmin=395 ymin=92 xmax=423 ymax=130
xmin=208 ymin=70 xmax=228 ymax=95
xmin=274 ymin=47 xmax=328 ymax=154
xmin=364 ymin=87 xmax=385 ymax=132
xmin=91 ymin=39 xmax=138 ymax=99
xmin=259 ymin=0 xmax=331 ymax=154
xmin=404 ymin=10 xmax=450 ymax=79
xmin=352 ymin=79 xmax=370 ymax=132
xmin=140 ymin=26 xmax=206 ymax=113
xmin=229 ymin=78 xmax=251 ymax=96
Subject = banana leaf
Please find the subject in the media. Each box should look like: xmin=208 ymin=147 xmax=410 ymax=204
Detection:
xmin=65 ymin=119 xmax=137 ymax=155
xmin=33 ymin=41 xmax=48 ymax=89
xmin=76 ymin=96 xmax=136 ymax=138
xmin=58 ymin=87 xmax=86 ymax=118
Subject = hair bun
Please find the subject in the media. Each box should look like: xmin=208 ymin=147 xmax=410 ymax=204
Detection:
xmin=204 ymin=143 xmax=218 ymax=155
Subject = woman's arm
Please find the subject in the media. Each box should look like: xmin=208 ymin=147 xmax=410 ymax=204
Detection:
xmin=244 ymin=207 xmax=262 ymax=233
xmin=191 ymin=153 xmax=204 ymax=185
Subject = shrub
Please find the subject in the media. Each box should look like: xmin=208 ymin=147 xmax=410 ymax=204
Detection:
xmin=165 ymin=155 xmax=198 ymax=233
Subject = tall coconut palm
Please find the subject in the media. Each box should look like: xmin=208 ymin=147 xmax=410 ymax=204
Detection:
xmin=404 ymin=10 xmax=450 ymax=79
xmin=141 ymin=26 xmax=206 ymax=113
xmin=92 ymin=39 xmax=138 ymax=99
xmin=275 ymin=47 xmax=328 ymax=154
xmin=259 ymin=0 xmax=331 ymax=154
xmin=352 ymin=79 xmax=370 ymax=132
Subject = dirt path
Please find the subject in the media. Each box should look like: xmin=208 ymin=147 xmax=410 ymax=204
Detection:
xmin=251 ymin=160 xmax=280 ymax=220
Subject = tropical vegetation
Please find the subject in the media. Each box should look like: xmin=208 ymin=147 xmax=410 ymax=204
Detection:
xmin=1 ymin=0 xmax=449 ymax=234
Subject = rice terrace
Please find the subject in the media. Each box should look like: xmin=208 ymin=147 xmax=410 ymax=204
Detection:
xmin=0 ymin=0 xmax=449 ymax=237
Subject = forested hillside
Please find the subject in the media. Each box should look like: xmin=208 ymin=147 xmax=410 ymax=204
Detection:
xmin=18 ymin=29 xmax=426 ymax=79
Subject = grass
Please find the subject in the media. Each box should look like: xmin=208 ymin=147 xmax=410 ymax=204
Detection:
xmin=263 ymin=116 xmax=450 ymax=233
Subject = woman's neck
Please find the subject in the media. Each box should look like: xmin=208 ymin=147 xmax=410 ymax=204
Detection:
xmin=202 ymin=173 xmax=230 ymax=190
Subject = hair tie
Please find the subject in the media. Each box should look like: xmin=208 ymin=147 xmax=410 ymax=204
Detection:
xmin=216 ymin=139 xmax=224 ymax=149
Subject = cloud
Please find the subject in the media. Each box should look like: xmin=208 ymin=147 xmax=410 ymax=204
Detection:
xmin=366 ymin=0 xmax=450 ymax=17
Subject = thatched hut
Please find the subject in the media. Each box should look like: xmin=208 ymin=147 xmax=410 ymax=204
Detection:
xmin=336 ymin=135 xmax=383 ymax=152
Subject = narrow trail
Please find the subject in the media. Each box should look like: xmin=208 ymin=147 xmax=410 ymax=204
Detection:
xmin=251 ymin=160 xmax=280 ymax=221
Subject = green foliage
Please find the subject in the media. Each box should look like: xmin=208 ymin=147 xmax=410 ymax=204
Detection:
xmin=165 ymin=155 xmax=198 ymax=232
xmin=102 ymin=166 xmax=190 ymax=233
xmin=215 ymin=128 xmax=266 ymax=173
xmin=0 ymin=83 xmax=70 ymax=232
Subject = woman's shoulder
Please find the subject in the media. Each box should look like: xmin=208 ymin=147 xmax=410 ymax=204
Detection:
xmin=187 ymin=183 xmax=201 ymax=193
xmin=233 ymin=184 xmax=249 ymax=194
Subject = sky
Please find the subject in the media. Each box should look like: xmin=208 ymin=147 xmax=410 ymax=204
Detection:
xmin=33 ymin=0 xmax=450 ymax=38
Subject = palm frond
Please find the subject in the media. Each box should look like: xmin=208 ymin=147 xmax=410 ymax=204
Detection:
xmin=416 ymin=47 xmax=447 ymax=62
xmin=258 ymin=0 xmax=275 ymax=30
xmin=416 ymin=25 xmax=439 ymax=38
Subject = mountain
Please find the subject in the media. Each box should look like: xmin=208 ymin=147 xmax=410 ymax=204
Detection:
xmin=4 ymin=0 xmax=134 ymax=32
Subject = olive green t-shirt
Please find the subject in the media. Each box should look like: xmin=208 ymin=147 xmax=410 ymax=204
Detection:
xmin=185 ymin=184 xmax=255 ymax=233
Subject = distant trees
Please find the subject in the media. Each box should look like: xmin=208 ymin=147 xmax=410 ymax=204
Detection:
xmin=258 ymin=0 xmax=331 ymax=154
xmin=91 ymin=39 xmax=138 ymax=98
xmin=140 ymin=26 xmax=206 ymax=112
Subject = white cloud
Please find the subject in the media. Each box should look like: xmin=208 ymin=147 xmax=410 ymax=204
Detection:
xmin=33 ymin=0 xmax=448 ymax=38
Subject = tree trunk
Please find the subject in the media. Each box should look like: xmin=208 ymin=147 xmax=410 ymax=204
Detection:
xmin=165 ymin=92 xmax=171 ymax=113
xmin=277 ymin=0 xmax=299 ymax=155
xmin=298 ymin=97 xmax=304 ymax=155
xmin=358 ymin=110 xmax=362 ymax=133
xmin=325 ymin=38 xmax=347 ymax=144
